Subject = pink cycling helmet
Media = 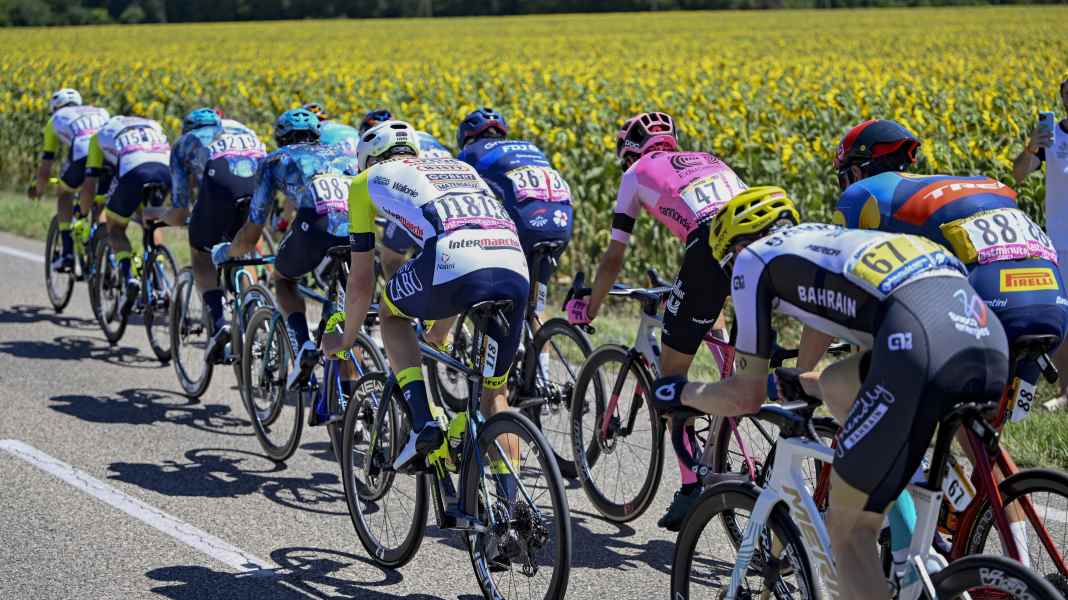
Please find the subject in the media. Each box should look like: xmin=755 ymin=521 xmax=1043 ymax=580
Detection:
xmin=616 ymin=112 xmax=679 ymax=164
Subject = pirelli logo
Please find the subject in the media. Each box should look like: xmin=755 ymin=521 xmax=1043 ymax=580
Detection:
xmin=999 ymin=268 xmax=1058 ymax=292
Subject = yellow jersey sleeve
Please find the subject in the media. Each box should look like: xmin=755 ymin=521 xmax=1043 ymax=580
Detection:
xmin=41 ymin=116 xmax=60 ymax=157
xmin=85 ymin=134 xmax=104 ymax=170
xmin=348 ymin=171 xmax=377 ymax=252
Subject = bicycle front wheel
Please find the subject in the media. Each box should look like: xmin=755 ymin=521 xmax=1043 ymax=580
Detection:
xmin=241 ymin=307 xmax=303 ymax=461
xmin=44 ymin=215 xmax=75 ymax=312
xmin=143 ymin=245 xmax=177 ymax=363
xmin=570 ymin=344 xmax=663 ymax=522
xmin=463 ymin=410 xmax=571 ymax=600
xmin=170 ymin=268 xmax=213 ymax=398
xmin=91 ymin=239 xmax=128 ymax=345
xmin=933 ymin=554 xmax=1064 ymax=599
xmin=672 ymin=481 xmax=815 ymax=600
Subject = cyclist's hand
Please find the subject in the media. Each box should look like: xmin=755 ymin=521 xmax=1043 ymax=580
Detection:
xmin=565 ymin=298 xmax=592 ymax=325
xmin=210 ymin=242 xmax=232 ymax=266
xmin=72 ymin=217 xmax=90 ymax=245
xmin=1029 ymin=125 xmax=1054 ymax=152
xmin=321 ymin=331 xmax=347 ymax=358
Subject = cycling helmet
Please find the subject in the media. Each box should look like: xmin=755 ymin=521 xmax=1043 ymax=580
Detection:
xmin=357 ymin=120 xmax=421 ymax=171
xmin=456 ymin=108 xmax=508 ymax=149
xmin=302 ymin=102 xmax=331 ymax=121
xmin=616 ymin=112 xmax=678 ymax=164
xmin=274 ymin=108 xmax=321 ymax=146
xmin=181 ymin=107 xmax=222 ymax=134
xmin=709 ymin=186 xmax=800 ymax=265
xmin=834 ymin=119 xmax=920 ymax=190
xmin=49 ymin=88 xmax=82 ymax=113
xmin=359 ymin=109 xmax=393 ymax=134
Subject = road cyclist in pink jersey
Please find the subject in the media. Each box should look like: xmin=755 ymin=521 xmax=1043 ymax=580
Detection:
xmin=566 ymin=111 xmax=748 ymax=530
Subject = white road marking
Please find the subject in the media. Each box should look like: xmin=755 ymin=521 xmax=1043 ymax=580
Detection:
xmin=0 ymin=244 xmax=44 ymax=264
xmin=0 ymin=439 xmax=275 ymax=575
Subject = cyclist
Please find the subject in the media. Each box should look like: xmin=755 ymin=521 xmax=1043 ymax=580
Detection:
xmin=168 ymin=107 xmax=267 ymax=361
xmin=29 ymin=89 xmax=110 ymax=271
xmin=567 ymin=111 xmax=747 ymax=530
xmin=304 ymin=102 xmax=360 ymax=159
xmin=321 ymin=120 xmax=529 ymax=472
xmin=456 ymin=108 xmax=573 ymax=331
xmin=651 ymin=188 xmax=1009 ymax=600
xmin=213 ymin=108 xmax=357 ymax=404
xmin=827 ymin=119 xmax=1068 ymax=569
xmin=79 ymin=115 xmax=172 ymax=314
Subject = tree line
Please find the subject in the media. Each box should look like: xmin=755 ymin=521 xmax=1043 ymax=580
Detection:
xmin=1 ymin=0 xmax=1064 ymax=26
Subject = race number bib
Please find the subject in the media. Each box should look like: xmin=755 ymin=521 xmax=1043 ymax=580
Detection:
xmin=432 ymin=193 xmax=516 ymax=233
xmin=680 ymin=174 xmax=743 ymax=221
xmin=311 ymin=174 xmax=351 ymax=215
xmin=942 ymin=455 xmax=976 ymax=512
xmin=114 ymin=126 xmax=169 ymax=156
xmin=505 ymin=166 xmax=571 ymax=203
xmin=1009 ymin=377 xmax=1037 ymax=423
xmin=941 ymin=208 xmax=1057 ymax=265
xmin=845 ymin=235 xmax=956 ymax=297
xmin=209 ymin=133 xmax=265 ymax=160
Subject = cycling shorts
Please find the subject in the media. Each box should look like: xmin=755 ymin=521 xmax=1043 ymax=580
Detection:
xmin=662 ymin=222 xmax=730 ymax=355
xmin=381 ymin=219 xmax=417 ymax=255
xmin=105 ymin=162 xmax=170 ymax=221
xmin=275 ymin=213 xmax=347 ymax=280
xmin=967 ymin=258 xmax=1068 ymax=346
xmin=834 ymin=275 xmax=1009 ymax=513
xmin=382 ymin=229 xmax=530 ymax=386
xmin=188 ymin=159 xmax=257 ymax=252
xmin=59 ymin=157 xmax=87 ymax=191
xmin=510 ymin=200 xmax=573 ymax=287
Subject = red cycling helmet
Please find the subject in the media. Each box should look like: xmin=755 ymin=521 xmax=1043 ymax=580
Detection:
xmin=616 ymin=112 xmax=679 ymax=164
xmin=834 ymin=119 xmax=920 ymax=189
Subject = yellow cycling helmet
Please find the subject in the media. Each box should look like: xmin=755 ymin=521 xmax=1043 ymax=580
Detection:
xmin=709 ymin=186 xmax=800 ymax=263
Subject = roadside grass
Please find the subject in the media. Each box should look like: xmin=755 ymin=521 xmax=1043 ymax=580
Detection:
xmin=1 ymin=188 xmax=1063 ymax=468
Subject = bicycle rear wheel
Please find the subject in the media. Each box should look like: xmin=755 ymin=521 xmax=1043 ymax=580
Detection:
xmin=143 ymin=245 xmax=177 ymax=363
xmin=91 ymin=239 xmax=128 ymax=345
xmin=241 ymin=307 xmax=303 ymax=461
xmin=524 ymin=317 xmax=591 ymax=479
xmin=463 ymin=410 xmax=571 ymax=600
xmin=232 ymin=283 xmax=275 ymax=387
xmin=341 ymin=373 xmax=428 ymax=567
xmin=570 ymin=344 xmax=663 ymax=523
xmin=933 ymin=554 xmax=1063 ymax=599
xmin=44 ymin=215 xmax=75 ymax=313
xmin=672 ymin=481 xmax=815 ymax=600
xmin=171 ymin=268 xmax=213 ymax=398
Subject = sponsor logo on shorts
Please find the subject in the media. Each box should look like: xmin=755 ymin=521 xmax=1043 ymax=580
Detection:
xmin=1059 ymin=296 xmax=1068 ymax=307
xmin=947 ymin=289 xmax=990 ymax=340
xmin=839 ymin=383 xmax=896 ymax=453
xmin=446 ymin=237 xmax=522 ymax=251
xmin=796 ymin=286 xmax=857 ymax=318
xmin=437 ymin=252 xmax=455 ymax=271
xmin=553 ymin=209 xmax=568 ymax=227
xmin=732 ymin=275 xmax=745 ymax=291
xmin=986 ymin=297 xmax=1008 ymax=309
xmin=999 ymin=267 xmax=1058 ymax=292
xmin=388 ymin=266 xmax=423 ymax=301
xmin=887 ymin=332 xmax=912 ymax=351
xmin=529 ymin=215 xmax=548 ymax=228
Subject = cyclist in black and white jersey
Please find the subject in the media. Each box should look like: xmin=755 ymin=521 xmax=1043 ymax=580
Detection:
xmin=652 ymin=186 xmax=1009 ymax=600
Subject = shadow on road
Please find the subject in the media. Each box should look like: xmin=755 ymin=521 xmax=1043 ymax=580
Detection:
xmin=0 ymin=303 xmax=98 ymax=330
xmin=0 ymin=304 xmax=163 ymax=368
xmin=108 ymin=447 xmax=348 ymax=516
xmin=566 ymin=509 xmax=676 ymax=574
xmin=50 ymin=388 xmax=252 ymax=436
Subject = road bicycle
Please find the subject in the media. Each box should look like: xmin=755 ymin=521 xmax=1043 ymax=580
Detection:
xmin=671 ymin=370 xmax=1064 ymax=600
xmin=426 ymin=239 xmax=592 ymax=477
xmin=241 ymin=245 xmax=385 ymax=462
xmin=89 ymin=203 xmax=177 ymax=362
xmin=44 ymin=205 xmax=105 ymax=313
xmin=170 ymin=253 xmax=276 ymax=399
xmin=340 ymin=299 xmax=571 ymax=600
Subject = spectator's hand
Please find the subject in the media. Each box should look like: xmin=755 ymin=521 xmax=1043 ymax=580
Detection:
xmin=1029 ymin=125 xmax=1054 ymax=153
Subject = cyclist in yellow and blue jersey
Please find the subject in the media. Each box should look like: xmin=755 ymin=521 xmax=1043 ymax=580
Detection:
xmin=29 ymin=89 xmax=110 ymax=271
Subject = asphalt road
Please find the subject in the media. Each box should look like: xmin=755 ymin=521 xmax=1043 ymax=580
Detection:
xmin=0 ymin=231 xmax=710 ymax=600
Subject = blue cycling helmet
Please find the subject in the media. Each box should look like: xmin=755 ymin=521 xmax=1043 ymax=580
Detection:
xmin=182 ymin=107 xmax=222 ymax=134
xmin=359 ymin=109 xmax=393 ymax=134
xmin=275 ymin=108 xmax=321 ymax=145
xmin=456 ymin=108 xmax=508 ymax=149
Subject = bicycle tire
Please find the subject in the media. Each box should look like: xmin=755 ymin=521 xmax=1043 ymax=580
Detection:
xmin=342 ymin=372 xmax=428 ymax=568
xmin=672 ymin=481 xmax=815 ymax=600
xmin=170 ymin=268 xmax=214 ymax=398
xmin=463 ymin=409 xmax=572 ymax=600
xmin=143 ymin=245 xmax=177 ymax=363
xmin=932 ymin=553 xmax=1064 ymax=599
xmin=241 ymin=306 xmax=303 ymax=461
xmin=570 ymin=344 xmax=664 ymax=523
xmin=962 ymin=467 xmax=1068 ymax=594
xmin=232 ymin=283 xmax=275 ymax=387
xmin=91 ymin=238 xmax=128 ymax=345
xmin=525 ymin=317 xmax=591 ymax=480
xmin=44 ymin=215 xmax=75 ymax=313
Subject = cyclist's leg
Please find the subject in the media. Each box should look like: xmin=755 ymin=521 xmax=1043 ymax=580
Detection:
xmin=55 ymin=157 xmax=86 ymax=262
xmin=105 ymin=170 xmax=143 ymax=292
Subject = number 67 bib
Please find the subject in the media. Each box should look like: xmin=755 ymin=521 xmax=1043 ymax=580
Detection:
xmin=844 ymin=233 xmax=960 ymax=298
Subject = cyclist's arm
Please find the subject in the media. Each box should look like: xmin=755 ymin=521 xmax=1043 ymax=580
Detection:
xmin=170 ymin=140 xmax=193 ymax=211
xmin=78 ymin=134 xmax=104 ymax=215
xmin=587 ymin=240 xmax=625 ymax=318
xmin=230 ymin=158 xmax=275 ymax=255
xmin=588 ymin=172 xmax=640 ymax=317
xmin=796 ymin=325 xmax=834 ymax=372
xmin=329 ymin=172 xmax=378 ymax=352
xmin=1012 ymin=125 xmax=1049 ymax=184
xmin=33 ymin=118 xmax=60 ymax=198
xmin=684 ymin=353 xmax=769 ymax=417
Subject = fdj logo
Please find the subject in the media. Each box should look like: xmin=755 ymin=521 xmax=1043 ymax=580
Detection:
xmin=388 ymin=269 xmax=423 ymax=301
xmin=887 ymin=332 xmax=912 ymax=351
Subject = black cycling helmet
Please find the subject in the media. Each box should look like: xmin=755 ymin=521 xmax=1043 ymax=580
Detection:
xmin=834 ymin=119 xmax=920 ymax=190
xmin=456 ymin=108 xmax=509 ymax=149
xmin=359 ymin=109 xmax=392 ymax=134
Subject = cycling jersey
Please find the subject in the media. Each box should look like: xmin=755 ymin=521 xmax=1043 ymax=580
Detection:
xmin=458 ymin=138 xmax=572 ymax=208
xmin=319 ymin=121 xmax=360 ymax=158
xmin=41 ymin=105 xmax=110 ymax=163
xmin=611 ymin=151 xmax=746 ymax=245
xmin=731 ymin=224 xmax=966 ymax=357
xmin=418 ymin=131 xmax=452 ymax=159
xmin=171 ymin=120 xmax=265 ymax=209
xmin=86 ymin=116 xmax=170 ymax=178
xmin=248 ymin=142 xmax=356 ymax=239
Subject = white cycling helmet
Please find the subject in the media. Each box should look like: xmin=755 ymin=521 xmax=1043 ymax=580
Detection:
xmin=357 ymin=120 xmax=421 ymax=171
xmin=49 ymin=88 xmax=82 ymax=114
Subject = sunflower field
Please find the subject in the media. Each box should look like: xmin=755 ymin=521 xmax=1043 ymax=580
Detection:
xmin=0 ymin=7 xmax=1065 ymax=278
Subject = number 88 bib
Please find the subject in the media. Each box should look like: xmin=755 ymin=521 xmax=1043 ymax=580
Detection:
xmin=941 ymin=208 xmax=1058 ymax=266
